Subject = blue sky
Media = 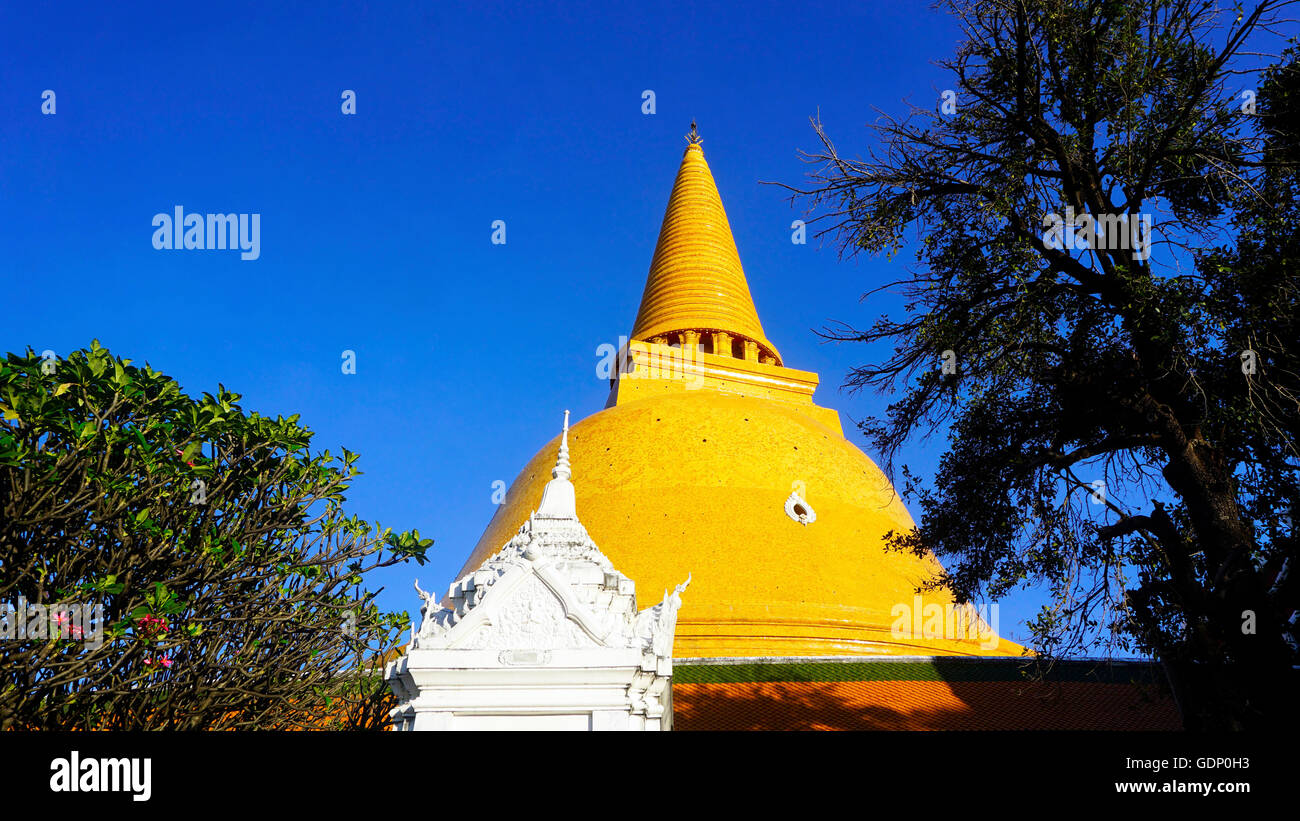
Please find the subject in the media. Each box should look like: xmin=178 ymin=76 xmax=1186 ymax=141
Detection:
xmin=1 ymin=0 xmax=1061 ymax=648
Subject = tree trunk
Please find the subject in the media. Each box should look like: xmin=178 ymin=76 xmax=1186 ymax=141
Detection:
xmin=1162 ymin=440 xmax=1294 ymax=729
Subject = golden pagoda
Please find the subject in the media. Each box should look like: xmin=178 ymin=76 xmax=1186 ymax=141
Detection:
xmin=430 ymin=126 xmax=1192 ymax=731
xmin=453 ymin=124 xmax=1020 ymax=661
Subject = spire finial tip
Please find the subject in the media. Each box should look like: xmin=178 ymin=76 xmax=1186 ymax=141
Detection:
xmin=553 ymin=409 xmax=572 ymax=480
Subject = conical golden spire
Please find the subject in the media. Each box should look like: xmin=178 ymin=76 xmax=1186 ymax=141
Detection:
xmin=631 ymin=127 xmax=782 ymax=365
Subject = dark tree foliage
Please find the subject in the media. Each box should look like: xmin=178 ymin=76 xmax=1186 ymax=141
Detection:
xmin=0 ymin=342 xmax=432 ymax=730
xmin=784 ymin=0 xmax=1298 ymax=729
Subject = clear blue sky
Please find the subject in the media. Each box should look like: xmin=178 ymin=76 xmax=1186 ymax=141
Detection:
xmin=2 ymin=0 xmax=1053 ymax=648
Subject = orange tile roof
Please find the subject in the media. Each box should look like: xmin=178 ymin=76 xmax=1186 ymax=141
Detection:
xmin=672 ymin=658 xmax=1181 ymax=730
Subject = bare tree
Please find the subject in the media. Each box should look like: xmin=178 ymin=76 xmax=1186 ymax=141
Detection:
xmin=778 ymin=0 xmax=1299 ymax=729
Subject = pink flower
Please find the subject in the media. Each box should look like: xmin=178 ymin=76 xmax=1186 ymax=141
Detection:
xmin=137 ymin=614 xmax=169 ymax=637
xmin=51 ymin=611 xmax=85 ymax=639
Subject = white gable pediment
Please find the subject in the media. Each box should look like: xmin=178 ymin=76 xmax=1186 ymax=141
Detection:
xmin=439 ymin=564 xmax=611 ymax=651
xmin=387 ymin=410 xmax=689 ymax=731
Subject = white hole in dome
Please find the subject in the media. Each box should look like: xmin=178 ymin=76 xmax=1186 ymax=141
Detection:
xmin=784 ymin=491 xmax=816 ymax=526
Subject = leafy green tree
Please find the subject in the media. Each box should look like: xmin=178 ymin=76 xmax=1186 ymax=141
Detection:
xmin=785 ymin=0 xmax=1298 ymax=729
xmin=0 ymin=342 xmax=431 ymax=730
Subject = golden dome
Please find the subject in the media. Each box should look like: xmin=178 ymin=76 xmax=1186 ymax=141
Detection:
xmin=630 ymin=139 xmax=782 ymax=365
xmin=451 ymin=129 xmax=1021 ymax=660
xmin=455 ymin=390 xmax=1022 ymax=658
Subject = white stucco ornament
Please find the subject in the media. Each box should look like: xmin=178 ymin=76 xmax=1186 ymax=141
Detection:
xmin=784 ymin=490 xmax=816 ymax=525
xmin=387 ymin=410 xmax=689 ymax=731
